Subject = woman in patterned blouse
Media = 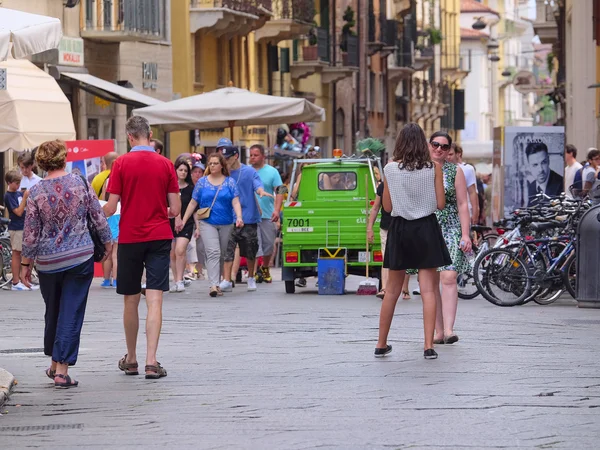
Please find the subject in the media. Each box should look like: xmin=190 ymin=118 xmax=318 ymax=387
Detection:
xmin=21 ymin=140 xmax=113 ymax=389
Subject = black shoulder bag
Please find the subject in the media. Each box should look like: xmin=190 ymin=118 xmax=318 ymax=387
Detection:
xmin=80 ymin=175 xmax=106 ymax=262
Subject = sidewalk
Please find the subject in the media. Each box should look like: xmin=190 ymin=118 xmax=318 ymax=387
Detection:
xmin=1 ymin=276 xmax=599 ymax=448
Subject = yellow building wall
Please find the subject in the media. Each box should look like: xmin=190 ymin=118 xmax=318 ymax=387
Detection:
xmin=170 ymin=5 xmax=267 ymax=159
xmin=441 ymin=0 xmax=460 ymax=70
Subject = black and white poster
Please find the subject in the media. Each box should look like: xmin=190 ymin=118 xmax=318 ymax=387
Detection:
xmin=503 ymin=126 xmax=565 ymax=216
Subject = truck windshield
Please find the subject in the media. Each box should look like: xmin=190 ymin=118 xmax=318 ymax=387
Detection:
xmin=318 ymin=172 xmax=357 ymax=191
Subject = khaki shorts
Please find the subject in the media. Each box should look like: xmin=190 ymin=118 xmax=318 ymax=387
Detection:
xmin=9 ymin=230 xmax=23 ymax=252
xmin=379 ymin=228 xmax=388 ymax=258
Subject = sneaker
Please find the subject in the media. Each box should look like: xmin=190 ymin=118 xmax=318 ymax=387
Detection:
xmin=183 ymin=279 xmax=192 ymax=287
xmin=261 ymin=266 xmax=272 ymax=283
xmin=169 ymin=284 xmax=178 ymax=293
xmin=247 ymin=277 xmax=257 ymax=291
xmin=100 ymin=279 xmax=112 ymax=288
xmin=183 ymin=273 xmax=197 ymax=282
xmin=176 ymin=281 xmax=186 ymax=292
xmin=295 ymin=278 xmax=307 ymax=288
xmin=412 ymin=289 xmax=421 ymax=296
xmin=11 ymin=282 xmax=30 ymax=291
xmin=254 ymin=266 xmax=264 ymax=283
xmin=219 ymin=280 xmax=233 ymax=292
xmin=113 ymin=281 xmax=117 ymax=289
xmin=30 ymin=284 xmax=40 ymax=291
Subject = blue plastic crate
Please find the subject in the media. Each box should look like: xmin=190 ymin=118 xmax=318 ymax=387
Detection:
xmin=317 ymin=258 xmax=345 ymax=295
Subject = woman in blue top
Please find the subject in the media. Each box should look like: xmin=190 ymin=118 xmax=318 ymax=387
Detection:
xmin=180 ymin=153 xmax=242 ymax=297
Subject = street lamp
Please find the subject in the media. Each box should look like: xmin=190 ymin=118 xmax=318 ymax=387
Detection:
xmin=502 ymin=69 xmax=512 ymax=77
xmin=472 ymin=19 xmax=486 ymax=30
xmin=489 ymin=54 xmax=501 ymax=62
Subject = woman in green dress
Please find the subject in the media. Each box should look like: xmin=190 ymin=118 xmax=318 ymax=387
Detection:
xmin=428 ymin=131 xmax=472 ymax=344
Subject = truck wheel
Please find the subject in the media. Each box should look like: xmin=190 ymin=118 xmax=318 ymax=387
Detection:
xmin=285 ymin=280 xmax=295 ymax=294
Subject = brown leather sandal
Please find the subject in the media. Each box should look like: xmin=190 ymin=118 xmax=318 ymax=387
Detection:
xmin=118 ymin=354 xmax=139 ymax=375
xmin=145 ymin=362 xmax=167 ymax=380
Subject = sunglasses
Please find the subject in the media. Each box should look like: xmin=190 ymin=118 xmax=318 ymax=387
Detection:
xmin=430 ymin=141 xmax=451 ymax=151
xmin=208 ymin=162 xmax=221 ymax=166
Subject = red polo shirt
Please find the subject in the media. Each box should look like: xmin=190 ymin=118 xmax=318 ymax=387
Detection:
xmin=107 ymin=148 xmax=179 ymax=244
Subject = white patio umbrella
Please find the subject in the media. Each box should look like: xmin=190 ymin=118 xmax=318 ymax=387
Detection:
xmin=0 ymin=8 xmax=62 ymax=61
xmin=132 ymin=87 xmax=326 ymax=137
xmin=0 ymin=58 xmax=75 ymax=151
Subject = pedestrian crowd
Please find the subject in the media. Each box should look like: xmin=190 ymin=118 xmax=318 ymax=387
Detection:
xmin=5 ymin=115 xmax=284 ymax=387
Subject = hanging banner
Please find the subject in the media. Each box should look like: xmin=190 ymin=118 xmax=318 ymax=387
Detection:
xmin=65 ymin=139 xmax=115 ymax=184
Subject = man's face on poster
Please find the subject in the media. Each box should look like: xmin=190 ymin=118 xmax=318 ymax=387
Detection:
xmin=528 ymin=150 xmax=550 ymax=185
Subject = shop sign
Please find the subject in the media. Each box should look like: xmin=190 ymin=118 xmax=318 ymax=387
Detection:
xmin=142 ymin=62 xmax=158 ymax=90
xmin=513 ymin=70 xmax=553 ymax=96
xmin=58 ymin=37 xmax=84 ymax=67
xmin=241 ymin=126 xmax=268 ymax=135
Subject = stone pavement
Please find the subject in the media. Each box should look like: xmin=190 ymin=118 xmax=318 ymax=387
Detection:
xmin=1 ymin=273 xmax=599 ymax=449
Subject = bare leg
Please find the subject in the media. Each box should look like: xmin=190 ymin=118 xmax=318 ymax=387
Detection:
xmin=222 ymin=261 xmax=233 ymax=282
xmin=376 ymin=269 xmax=405 ymax=348
xmin=231 ymin=246 xmax=241 ymax=280
xmin=169 ymin=241 xmax=177 ymax=283
xmin=433 ymin=272 xmax=444 ymax=341
xmin=11 ymin=250 xmax=21 ymax=285
xmin=401 ymin=274 xmax=410 ymax=299
xmin=247 ymin=258 xmax=256 ymax=278
xmin=417 ymin=269 xmax=440 ymax=350
xmin=102 ymin=252 xmax=112 ymax=284
xmin=123 ymin=294 xmax=141 ymax=364
xmin=440 ymin=270 xmax=459 ymax=336
xmin=111 ymin=243 xmax=118 ymax=281
xmin=174 ymin=238 xmax=188 ymax=282
xmin=145 ymin=289 xmax=163 ymax=366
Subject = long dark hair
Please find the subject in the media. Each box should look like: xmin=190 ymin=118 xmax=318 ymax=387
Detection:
xmin=430 ymin=131 xmax=452 ymax=147
xmin=392 ymin=123 xmax=433 ymax=171
xmin=174 ymin=160 xmax=193 ymax=186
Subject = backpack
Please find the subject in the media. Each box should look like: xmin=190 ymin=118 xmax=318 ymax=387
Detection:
xmin=572 ymin=163 xmax=588 ymax=191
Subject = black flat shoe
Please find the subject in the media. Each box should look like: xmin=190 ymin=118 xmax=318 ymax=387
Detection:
xmin=424 ymin=349 xmax=438 ymax=359
xmin=444 ymin=334 xmax=459 ymax=344
xmin=433 ymin=338 xmax=445 ymax=345
xmin=374 ymin=345 xmax=392 ymax=358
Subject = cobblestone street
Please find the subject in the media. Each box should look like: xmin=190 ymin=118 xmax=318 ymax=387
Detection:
xmin=1 ymin=274 xmax=599 ymax=449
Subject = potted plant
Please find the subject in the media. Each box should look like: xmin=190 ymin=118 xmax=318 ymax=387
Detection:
xmin=339 ymin=6 xmax=357 ymax=61
xmin=303 ymin=22 xmax=319 ymax=61
xmin=427 ymin=27 xmax=443 ymax=45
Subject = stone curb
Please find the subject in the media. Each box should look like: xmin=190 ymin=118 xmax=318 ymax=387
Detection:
xmin=0 ymin=368 xmax=16 ymax=409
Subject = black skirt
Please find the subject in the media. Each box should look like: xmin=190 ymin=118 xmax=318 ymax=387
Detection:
xmin=383 ymin=214 xmax=452 ymax=271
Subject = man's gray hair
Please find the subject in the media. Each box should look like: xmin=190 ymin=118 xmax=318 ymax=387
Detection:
xmin=126 ymin=116 xmax=151 ymax=140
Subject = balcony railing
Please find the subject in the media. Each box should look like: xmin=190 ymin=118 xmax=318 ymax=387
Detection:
xmin=293 ymin=28 xmax=329 ymax=63
xmin=384 ymin=20 xmax=398 ymax=47
xmin=83 ymin=0 xmax=165 ymax=39
xmin=190 ymin=0 xmax=272 ymax=16
xmin=270 ymin=0 xmax=315 ymax=23
xmin=342 ymin=34 xmax=359 ymax=67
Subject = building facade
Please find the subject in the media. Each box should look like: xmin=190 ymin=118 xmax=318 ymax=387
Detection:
xmin=6 ymin=0 xmax=173 ymax=154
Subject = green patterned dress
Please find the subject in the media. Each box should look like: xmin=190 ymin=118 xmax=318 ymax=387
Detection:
xmin=407 ymin=162 xmax=468 ymax=274
xmin=435 ymin=162 xmax=468 ymax=273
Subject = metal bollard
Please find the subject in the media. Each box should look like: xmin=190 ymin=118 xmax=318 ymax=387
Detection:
xmin=576 ymin=205 xmax=600 ymax=308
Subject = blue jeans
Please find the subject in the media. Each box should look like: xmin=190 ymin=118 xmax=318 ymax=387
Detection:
xmin=38 ymin=257 xmax=94 ymax=366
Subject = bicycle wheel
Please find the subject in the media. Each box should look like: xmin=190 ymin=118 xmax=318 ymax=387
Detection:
xmin=474 ymin=247 xmax=531 ymax=306
xmin=0 ymin=243 xmax=12 ymax=288
xmin=562 ymin=252 xmax=577 ymax=299
xmin=457 ymin=243 xmax=480 ymax=300
xmin=522 ymin=242 xmax=565 ymax=305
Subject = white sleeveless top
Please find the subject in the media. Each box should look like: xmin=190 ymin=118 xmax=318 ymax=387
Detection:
xmin=384 ymin=161 xmax=437 ymax=220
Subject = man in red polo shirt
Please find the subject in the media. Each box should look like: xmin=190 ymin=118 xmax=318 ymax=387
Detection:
xmin=104 ymin=116 xmax=180 ymax=380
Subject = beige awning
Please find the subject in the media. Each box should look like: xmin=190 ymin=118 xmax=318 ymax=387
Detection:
xmin=61 ymin=72 xmax=163 ymax=107
xmin=0 ymin=58 xmax=75 ymax=152
xmin=132 ymin=87 xmax=325 ymax=132
xmin=0 ymin=8 xmax=62 ymax=61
